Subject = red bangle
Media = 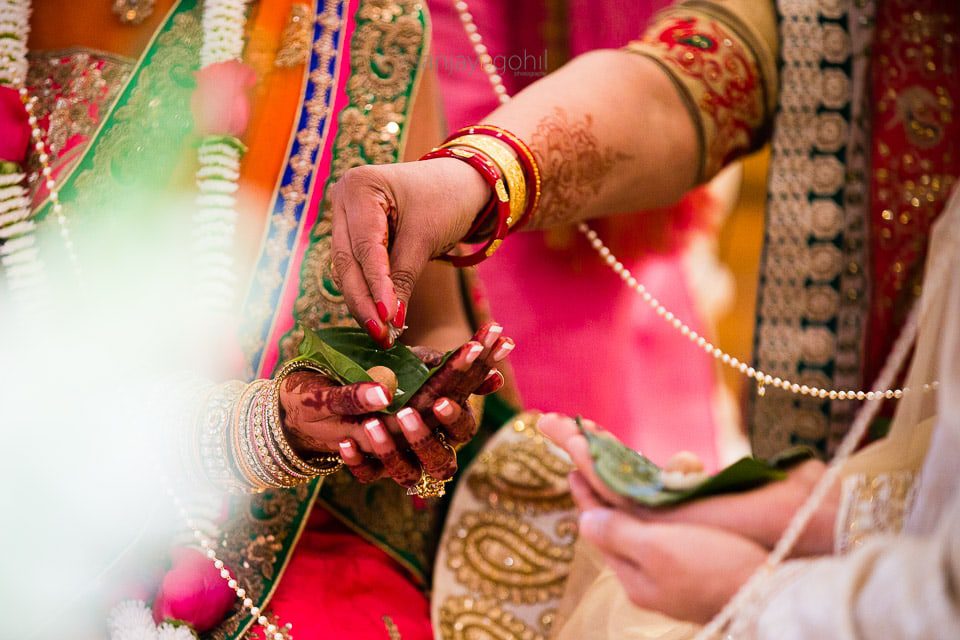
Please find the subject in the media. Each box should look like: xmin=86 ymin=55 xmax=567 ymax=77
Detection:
xmin=446 ymin=125 xmax=542 ymax=231
xmin=420 ymin=147 xmax=511 ymax=267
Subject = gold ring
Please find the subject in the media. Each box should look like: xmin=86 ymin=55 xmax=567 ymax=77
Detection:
xmin=407 ymin=435 xmax=457 ymax=498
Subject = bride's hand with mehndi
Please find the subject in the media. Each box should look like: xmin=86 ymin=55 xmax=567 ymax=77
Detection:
xmin=280 ymin=322 xmax=512 ymax=487
xmin=327 ymin=160 xmax=490 ymax=345
xmin=538 ymin=414 xmax=838 ymax=557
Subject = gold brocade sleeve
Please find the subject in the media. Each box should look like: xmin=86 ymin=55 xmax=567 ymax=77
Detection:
xmin=625 ymin=0 xmax=778 ymax=181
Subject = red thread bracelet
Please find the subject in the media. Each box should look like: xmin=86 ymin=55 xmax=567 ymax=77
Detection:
xmin=420 ymin=147 xmax=511 ymax=267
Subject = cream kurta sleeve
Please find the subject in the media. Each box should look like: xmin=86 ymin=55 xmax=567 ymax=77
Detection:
xmin=745 ymin=481 xmax=960 ymax=639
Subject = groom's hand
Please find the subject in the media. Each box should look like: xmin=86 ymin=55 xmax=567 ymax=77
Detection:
xmin=577 ymin=508 xmax=767 ymax=624
xmin=538 ymin=413 xmax=838 ymax=557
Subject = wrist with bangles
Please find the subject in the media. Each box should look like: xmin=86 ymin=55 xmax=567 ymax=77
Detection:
xmin=194 ymin=362 xmax=344 ymax=494
xmin=419 ymin=125 xmax=541 ymax=267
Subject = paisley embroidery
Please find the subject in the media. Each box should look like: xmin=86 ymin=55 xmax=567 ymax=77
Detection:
xmin=25 ymin=49 xmax=133 ymax=198
xmin=433 ymin=413 xmax=578 ymax=638
xmin=466 ymin=437 xmax=574 ymax=515
xmin=438 ymin=596 xmax=546 ymax=640
xmin=446 ymin=511 xmax=574 ymax=604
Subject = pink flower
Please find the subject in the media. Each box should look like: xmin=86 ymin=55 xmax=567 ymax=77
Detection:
xmin=191 ymin=60 xmax=256 ymax=138
xmin=0 ymin=86 xmax=31 ymax=165
xmin=153 ymin=547 xmax=236 ymax=632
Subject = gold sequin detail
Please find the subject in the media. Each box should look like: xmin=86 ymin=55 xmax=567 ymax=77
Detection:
xmin=282 ymin=0 xmax=426 ymax=357
xmin=446 ymin=510 xmax=574 ymax=605
xmin=438 ymin=597 xmax=546 ymax=640
xmin=276 ymin=4 xmax=315 ymax=68
xmin=836 ymin=471 xmax=918 ymax=553
xmin=467 ymin=438 xmax=574 ymax=515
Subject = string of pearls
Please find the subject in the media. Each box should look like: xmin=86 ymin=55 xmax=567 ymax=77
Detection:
xmin=0 ymin=0 xmax=59 ymax=307
xmin=453 ymin=0 xmax=508 ymax=105
xmin=449 ymin=0 xmax=930 ymax=401
xmin=166 ymin=483 xmax=293 ymax=640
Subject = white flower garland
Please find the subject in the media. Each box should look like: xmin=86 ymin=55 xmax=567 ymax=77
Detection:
xmin=192 ymin=0 xmax=250 ymax=313
xmin=107 ymin=600 xmax=200 ymax=640
xmin=0 ymin=0 xmax=47 ymax=307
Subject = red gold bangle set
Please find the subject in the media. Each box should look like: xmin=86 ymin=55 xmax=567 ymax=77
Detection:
xmin=419 ymin=125 xmax=541 ymax=266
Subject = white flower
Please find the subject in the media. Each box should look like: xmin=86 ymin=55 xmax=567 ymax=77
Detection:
xmin=107 ymin=600 xmax=159 ymax=640
xmin=158 ymin=622 xmax=199 ymax=640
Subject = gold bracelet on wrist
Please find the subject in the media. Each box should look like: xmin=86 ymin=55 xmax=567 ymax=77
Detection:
xmin=273 ymin=360 xmax=345 ymax=477
xmin=441 ymin=134 xmax=527 ymax=228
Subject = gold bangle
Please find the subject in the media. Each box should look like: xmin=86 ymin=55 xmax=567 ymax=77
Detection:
xmin=441 ymin=134 xmax=527 ymax=228
xmin=274 ymin=360 xmax=345 ymax=477
xmin=231 ymin=379 xmax=275 ymax=492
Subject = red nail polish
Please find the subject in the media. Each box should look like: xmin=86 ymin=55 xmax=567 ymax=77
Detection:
xmin=376 ymin=301 xmax=390 ymax=323
xmin=393 ymin=300 xmax=407 ymax=329
xmin=365 ymin=319 xmax=384 ymax=342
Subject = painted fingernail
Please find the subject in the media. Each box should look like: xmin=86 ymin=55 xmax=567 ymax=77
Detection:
xmin=396 ymin=407 xmax=419 ymax=433
xmin=364 ymin=419 xmax=389 ymax=445
xmin=364 ymin=384 xmax=390 ymax=408
xmin=365 ymin=318 xmax=384 ymax=342
xmin=492 ymin=339 xmax=515 ymax=362
xmin=464 ymin=342 xmax=484 ymax=365
xmin=339 ymin=440 xmax=355 ymax=458
xmin=393 ymin=300 xmax=407 ymax=329
xmin=578 ymin=509 xmax=610 ymax=539
xmin=376 ymin=300 xmax=390 ymax=323
xmin=435 ymin=398 xmax=454 ymax=418
xmin=483 ymin=323 xmax=503 ymax=347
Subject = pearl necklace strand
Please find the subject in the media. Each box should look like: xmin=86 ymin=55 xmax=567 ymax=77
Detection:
xmin=0 ymin=0 xmax=79 ymax=307
xmin=166 ymin=485 xmax=293 ymax=640
xmin=450 ymin=0 xmax=931 ymax=402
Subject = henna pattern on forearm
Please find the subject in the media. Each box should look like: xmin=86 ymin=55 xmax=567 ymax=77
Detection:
xmin=527 ymin=107 xmax=632 ymax=229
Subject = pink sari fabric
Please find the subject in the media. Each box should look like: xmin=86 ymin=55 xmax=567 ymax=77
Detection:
xmin=429 ymin=0 xmax=718 ymax=467
xmin=264 ymin=511 xmax=433 ymax=640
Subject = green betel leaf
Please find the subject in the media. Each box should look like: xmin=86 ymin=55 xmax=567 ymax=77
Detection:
xmin=578 ymin=417 xmax=816 ymax=507
xmin=295 ymin=326 xmax=447 ymax=412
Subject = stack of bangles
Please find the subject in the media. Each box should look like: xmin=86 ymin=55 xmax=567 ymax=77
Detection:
xmin=420 ymin=125 xmax=542 ymax=267
xmin=192 ymin=361 xmax=344 ymax=494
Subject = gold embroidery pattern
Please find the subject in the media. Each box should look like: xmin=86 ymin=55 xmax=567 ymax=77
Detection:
xmin=835 ymin=471 xmax=918 ymax=554
xmin=50 ymin=12 xmax=201 ymax=240
xmin=208 ymin=484 xmax=315 ymax=640
xmin=438 ymin=597 xmax=546 ymax=640
xmin=446 ymin=510 xmax=574 ymax=604
xmin=466 ymin=436 xmax=574 ymax=515
xmin=434 ymin=413 xmax=577 ymax=639
xmin=281 ymin=0 xmax=425 ymax=359
xmin=25 ymin=49 xmax=133 ymax=197
xmin=750 ymin=0 xmax=876 ymax=457
xmin=240 ymin=0 xmax=345 ymax=376
xmin=276 ymin=4 xmax=315 ymax=68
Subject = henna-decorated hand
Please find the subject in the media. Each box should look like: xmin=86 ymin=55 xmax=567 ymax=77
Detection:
xmin=278 ymin=369 xmax=394 ymax=456
xmin=328 ymin=159 xmax=491 ymax=347
xmin=337 ymin=322 xmax=513 ymax=487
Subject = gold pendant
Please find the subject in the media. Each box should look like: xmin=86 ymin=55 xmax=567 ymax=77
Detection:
xmin=112 ymin=0 xmax=156 ymax=25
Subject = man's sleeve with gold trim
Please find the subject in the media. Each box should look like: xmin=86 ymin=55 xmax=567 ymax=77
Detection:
xmin=625 ymin=0 xmax=778 ymax=182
